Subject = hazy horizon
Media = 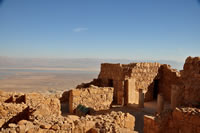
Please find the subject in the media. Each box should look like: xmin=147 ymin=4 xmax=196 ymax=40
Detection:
xmin=0 ymin=56 xmax=184 ymax=70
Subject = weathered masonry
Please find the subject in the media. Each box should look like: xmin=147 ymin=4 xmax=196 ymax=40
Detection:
xmin=97 ymin=63 xmax=161 ymax=105
xmin=75 ymin=61 xmax=182 ymax=108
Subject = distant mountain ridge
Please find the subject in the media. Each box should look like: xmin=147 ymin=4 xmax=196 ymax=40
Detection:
xmin=0 ymin=56 xmax=184 ymax=70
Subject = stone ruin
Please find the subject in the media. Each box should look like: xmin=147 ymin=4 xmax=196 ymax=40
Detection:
xmin=68 ymin=56 xmax=200 ymax=133
xmin=142 ymin=56 xmax=200 ymax=133
xmin=0 ymin=91 xmax=136 ymax=133
xmin=0 ymin=56 xmax=200 ymax=133
xmin=75 ymin=56 xmax=200 ymax=106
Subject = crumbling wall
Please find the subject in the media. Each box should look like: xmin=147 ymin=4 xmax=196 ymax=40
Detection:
xmin=181 ymin=56 xmax=200 ymax=104
xmin=69 ymin=87 xmax=114 ymax=113
xmin=144 ymin=115 xmax=163 ymax=133
xmin=98 ymin=63 xmax=124 ymax=104
xmin=144 ymin=107 xmax=200 ymax=133
xmin=158 ymin=64 xmax=181 ymax=102
xmin=73 ymin=56 xmax=200 ymax=108
xmin=98 ymin=63 xmax=124 ymax=82
xmin=155 ymin=56 xmax=200 ymax=105
xmin=127 ymin=62 xmax=161 ymax=103
xmin=169 ymin=107 xmax=200 ymax=133
xmin=98 ymin=62 xmax=161 ymax=105
xmin=0 ymin=90 xmax=137 ymax=133
xmin=1 ymin=110 xmax=136 ymax=133
xmin=25 ymin=93 xmax=61 ymax=117
xmin=159 ymin=56 xmax=200 ymax=105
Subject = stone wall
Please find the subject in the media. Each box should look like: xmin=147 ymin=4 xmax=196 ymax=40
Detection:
xmin=98 ymin=62 xmax=161 ymax=105
xmin=158 ymin=56 xmax=200 ymax=106
xmin=75 ymin=56 xmax=200 ymax=108
xmin=69 ymin=87 xmax=114 ymax=113
xmin=158 ymin=64 xmax=181 ymax=102
xmin=98 ymin=63 xmax=124 ymax=81
xmin=98 ymin=63 xmax=124 ymax=104
xmin=144 ymin=115 xmax=162 ymax=133
xmin=25 ymin=93 xmax=61 ymax=117
xmin=181 ymin=56 xmax=200 ymax=104
xmin=147 ymin=56 xmax=200 ymax=105
xmin=144 ymin=107 xmax=200 ymax=133
xmin=128 ymin=62 xmax=161 ymax=102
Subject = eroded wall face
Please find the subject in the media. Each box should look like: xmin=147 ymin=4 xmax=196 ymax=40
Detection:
xmin=158 ymin=57 xmax=200 ymax=105
xmin=98 ymin=63 xmax=124 ymax=104
xmin=129 ymin=63 xmax=161 ymax=102
xmin=98 ymin=63 xmax=124 ymax=81
xmin=69 ymin=87 xmax=114 ymax=113
xmin=181 ymin=57 xmax=200 ymax=104
xmin=143 ymin=57 xmax=200 ymax=133
xmin=98 ymin=63 xmax=161 ymax=105
xmin=158 ymin=65 xmax=181 ymax=102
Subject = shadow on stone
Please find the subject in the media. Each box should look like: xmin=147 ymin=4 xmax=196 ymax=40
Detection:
xmin=1 ymin=107 xmax=35 ymax=129
xmin=5 ymin=95 xmax=26 ymax=104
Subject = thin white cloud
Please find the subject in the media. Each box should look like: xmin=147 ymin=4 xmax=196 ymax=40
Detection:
xmin=73 ymin=27 xmax=88 ymax=32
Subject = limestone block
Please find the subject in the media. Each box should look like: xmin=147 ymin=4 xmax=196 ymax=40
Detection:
xmin=72 ymin=90 xmax=81 ymax=96
xmin=40 ymin=123 xmax=52 ymax=129
xmin=51 ymin=124 xmax=60 ymax=130
xmin=124 ymin=113 xmax=135 ymax=130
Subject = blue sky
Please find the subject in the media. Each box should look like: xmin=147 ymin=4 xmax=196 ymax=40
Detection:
xmin=0 ymin=0 xmax=200 ymax=62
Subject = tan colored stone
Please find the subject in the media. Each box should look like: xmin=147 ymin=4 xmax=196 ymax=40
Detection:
xmin=124 ymin=113 xmax=135 ymax=130
xmin=40 ymin=123 xmax=52 ymax=129
xmin=84 ymin=121 xmax=96 ymax=131
xmin=18 ymin=124 xmax=26 ymax=133
xmin=51 ymin=124 xmax=60 ymax=130
xmin=9 ymin=123 xmax=17 ymax=128
xmin=18 ymin=120 xmax=29 ymax=125
xmin=72 ymin=90 xmax=81 ymax=96
xmin=0 ymin=118 xmax=5 ymax=127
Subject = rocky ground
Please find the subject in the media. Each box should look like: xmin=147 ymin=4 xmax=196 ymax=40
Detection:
xmin=0 ymin=90 xmax=138 ymax=133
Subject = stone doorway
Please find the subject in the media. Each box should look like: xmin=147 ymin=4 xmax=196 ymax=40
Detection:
xmin=124 ymin=79 xmax=137 ymax=105
xmin=153 ymin=79 xmax=159 ymax=100
xmin=108 ymin=79 xmax=113 ymax=87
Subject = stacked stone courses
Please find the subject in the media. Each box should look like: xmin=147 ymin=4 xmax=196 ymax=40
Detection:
xmin=69 ymin=87 xmax=114 ymax=113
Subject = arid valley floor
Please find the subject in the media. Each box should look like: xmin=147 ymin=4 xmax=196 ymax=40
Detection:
xmin=0 ymin=69 xmax=98 ymax=93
